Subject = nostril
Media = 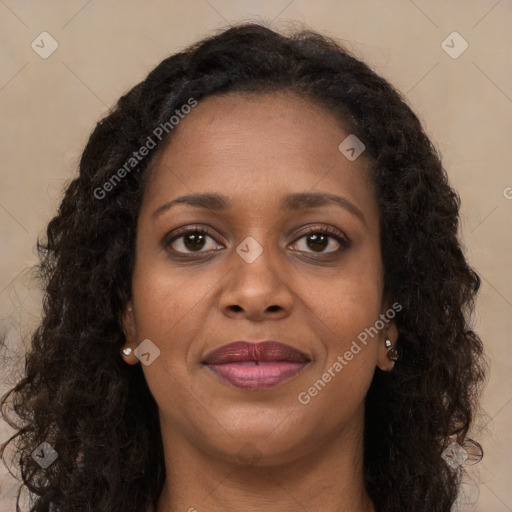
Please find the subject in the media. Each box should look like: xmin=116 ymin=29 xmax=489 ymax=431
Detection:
xmin=229 ymin=305 xmax=243 ymax=312
xmin=267 ymin=305 xmax=280 ymax=312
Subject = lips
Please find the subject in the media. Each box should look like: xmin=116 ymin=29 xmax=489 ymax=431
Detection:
xmin=203 ymin=341 xmax=310 ymax=365
xmin=202 ymin=341 xmax=310 ymax=389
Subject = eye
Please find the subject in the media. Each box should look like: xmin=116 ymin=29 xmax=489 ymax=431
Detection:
xmin=164 ymin=224 xmax=349 ymax=257
xmin=165 ymin=226 xmax=223 ymax=254
xmin=289 ymin=226 xmax=348 ymax=254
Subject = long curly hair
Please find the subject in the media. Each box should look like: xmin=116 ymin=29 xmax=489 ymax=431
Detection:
xmin=1 ymin=22 xmax=486 ymax=512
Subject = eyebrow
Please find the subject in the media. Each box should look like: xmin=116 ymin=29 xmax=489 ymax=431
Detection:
xmin=152 ymin=192 xmax=366 ymax=225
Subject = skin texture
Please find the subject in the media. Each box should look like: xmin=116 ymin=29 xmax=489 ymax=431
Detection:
xmin=121 ymin=92 xmax=398 ymax=512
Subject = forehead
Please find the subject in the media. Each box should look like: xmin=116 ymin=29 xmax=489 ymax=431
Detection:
xmin=151 ymin=92 xmax=356 ymax=171
xmin=142 ymin=92 xmax=376 ymax=219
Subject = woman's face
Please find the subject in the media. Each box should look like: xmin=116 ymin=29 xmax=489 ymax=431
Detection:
xmin=122 ymin=92 xmax=397 ymax=466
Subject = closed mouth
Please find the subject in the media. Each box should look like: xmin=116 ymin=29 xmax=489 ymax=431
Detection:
xmin=202 ymin=341 xmax=310 ymax=389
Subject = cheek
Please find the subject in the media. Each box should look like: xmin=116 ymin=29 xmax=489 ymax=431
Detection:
xmin=131 ymin=253 xmax=216 ymax=334
xmin=299 ymin=245 xmax=384 ymax=403
xmin=308 ymin=248 xmax=384 ymax=342
xmin=129 ymin=264 xmax=207 ymax=410
xmin=298 ymin=276 xmax=382 ymax=421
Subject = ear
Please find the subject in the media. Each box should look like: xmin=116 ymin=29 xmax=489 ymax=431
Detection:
xmin=120 ymin=301 xmax=139 ymax=365
xmin=376 ymin=316 xmax=399 ymax=372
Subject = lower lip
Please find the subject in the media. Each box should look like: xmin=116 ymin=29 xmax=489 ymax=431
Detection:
xmin=205 ymin=361 xmax=308 ymax=389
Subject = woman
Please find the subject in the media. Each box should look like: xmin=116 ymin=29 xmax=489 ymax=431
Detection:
xmin=1 ymin=23 xmax=486 ymax=512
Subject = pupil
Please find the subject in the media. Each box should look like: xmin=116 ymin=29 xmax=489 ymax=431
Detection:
xmin=308 ymin=234 xmax=328 ymax=252
xmin=184 ymin=233 xmax=205 ymax=251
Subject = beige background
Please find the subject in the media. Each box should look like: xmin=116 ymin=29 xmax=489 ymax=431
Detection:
xmin=0 ymin=1 xmax=511 ymax=510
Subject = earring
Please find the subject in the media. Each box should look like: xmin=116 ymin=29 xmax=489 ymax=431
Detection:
xmin=122 ymin=347 xmax=132 ymax=356
xmin=385 ymin=339 xmax=399 ymax=362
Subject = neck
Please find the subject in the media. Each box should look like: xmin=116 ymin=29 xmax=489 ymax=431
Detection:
xmin=155 ymin=413 xmax=374 ymax=512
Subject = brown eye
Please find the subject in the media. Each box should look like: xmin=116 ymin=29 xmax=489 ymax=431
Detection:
xmin=166 ymin=227 xmax=223 ymax=254
xmin=289 ymin=226 xmax=348 ymax=254
xmin=305 ymin=233 xmax=332 ymax=252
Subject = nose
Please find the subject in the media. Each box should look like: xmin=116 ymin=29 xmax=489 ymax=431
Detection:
xmin=218 ymin=241 xmax=294 ymax=322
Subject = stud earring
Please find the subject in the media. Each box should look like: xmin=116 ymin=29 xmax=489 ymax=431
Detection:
xmin=385 ymin=339 xmax=399 ymax=362
xmin=122 ymin=347 xmax=132 ymax=356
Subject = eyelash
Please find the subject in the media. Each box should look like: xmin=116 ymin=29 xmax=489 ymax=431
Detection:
xmin=164 ymin=224 xmax=349 ymax=258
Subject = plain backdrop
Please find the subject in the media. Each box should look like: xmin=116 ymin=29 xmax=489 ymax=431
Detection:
xmin=0 ymin=1 xmax=511 ymax=510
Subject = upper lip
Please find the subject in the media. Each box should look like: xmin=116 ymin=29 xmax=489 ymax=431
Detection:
xmin=203 ymin=341 xmax=310 ymax=365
